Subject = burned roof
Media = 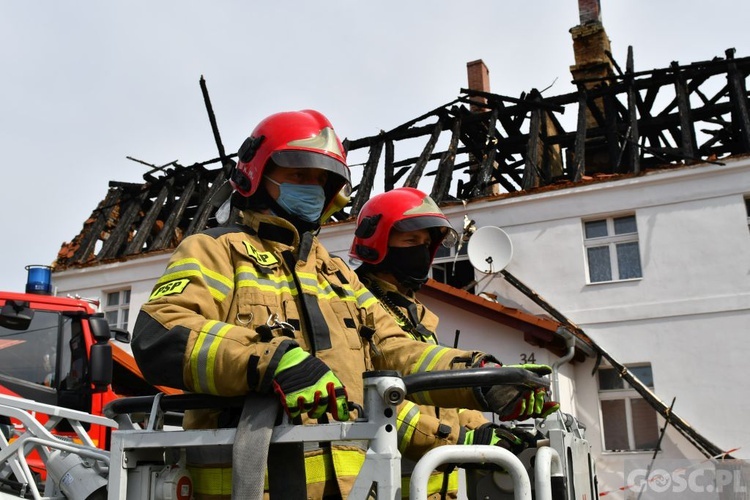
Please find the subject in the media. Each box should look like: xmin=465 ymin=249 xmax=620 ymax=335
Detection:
xmin=54 ymin=49 xmax=750 ymax=271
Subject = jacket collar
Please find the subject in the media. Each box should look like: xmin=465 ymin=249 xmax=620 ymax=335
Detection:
xmin=362 ymin=273 xmax=416 ymax=300
xmin=239 ymin=210 xmax=299 ymax=247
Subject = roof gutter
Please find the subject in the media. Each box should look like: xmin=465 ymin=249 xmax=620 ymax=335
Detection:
xmin=551 ymin=326 xmax=576 ymax=401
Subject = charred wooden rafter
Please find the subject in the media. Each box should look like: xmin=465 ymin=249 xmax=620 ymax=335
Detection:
xmin=54 ymin=50 xmax=750 ymax=270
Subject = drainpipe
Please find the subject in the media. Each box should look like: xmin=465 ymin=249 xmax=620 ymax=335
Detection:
xmin=551 ymin=326 xmax=576 ymax=402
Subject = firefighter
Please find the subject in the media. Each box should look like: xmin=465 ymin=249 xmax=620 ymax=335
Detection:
xmin=350 ymin=187 xmax=555 ymax=499
xmin=132 ymin=109 xmax=556 ymax=499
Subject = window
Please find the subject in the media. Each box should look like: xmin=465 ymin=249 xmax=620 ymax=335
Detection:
xmin=0 ymin=310 xmax=92 ymax=419
xmin=745 ymin=197 xmax=750 ymax=231
xmin=431 ymin=244 xmax=475 ymax=293
xmin=598 ymin=364 xmax=659 ymax=452
xmin=583 ymin=215 xmax=642 ymax=283
xmin=104 ymin=289 xmax=130 ymax=330
xmin=0 ymin=310 xmax=59 ymax=387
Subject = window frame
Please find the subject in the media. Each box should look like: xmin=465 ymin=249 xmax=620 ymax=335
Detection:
xmin=583 ymin=214 xmax=643 ymax=284
xmin=103 ymin=288 xmax=131 ymax=330
xmin=597 ymin=364 xmax=659 ymax=452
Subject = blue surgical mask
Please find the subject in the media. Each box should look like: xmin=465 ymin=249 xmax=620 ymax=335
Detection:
xmin=264 ymin=176 xmax=326 ymax=223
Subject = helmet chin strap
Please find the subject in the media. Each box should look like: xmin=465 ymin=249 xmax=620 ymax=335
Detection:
xmin=390 ymin=269 xmax=428 ymax=292
xmin=381 ymin=259 xmax=428 ymax=291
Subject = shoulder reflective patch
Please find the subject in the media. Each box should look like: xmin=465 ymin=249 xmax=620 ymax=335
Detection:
xmin=242 ymin=241 xmax=279 ymax=266
xmin=149 ymin=278 xmax=190 ymax=301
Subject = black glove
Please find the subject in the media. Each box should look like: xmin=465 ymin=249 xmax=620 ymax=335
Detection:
xmin=461 ymin=423 xmax=539 ymax=455
xmin=271 ymin=347 xmax=349 ymax=421
xmin=476 ymin=363 xmax=559 ymax=421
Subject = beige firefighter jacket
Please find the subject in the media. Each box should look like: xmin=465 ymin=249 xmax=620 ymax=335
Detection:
xmin=360 ymin=274 xmax=492 ymax=499
xmin=132 ymin=210 xmax=490 ymax=498
xmin=359 ymin=274 xmax=491 ymax=457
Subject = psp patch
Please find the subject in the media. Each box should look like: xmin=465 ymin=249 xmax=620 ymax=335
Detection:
xmin=243 ymin=241 xmax=279 ymax=266
xmin=149 ymin=279 xmax=190 ymax=301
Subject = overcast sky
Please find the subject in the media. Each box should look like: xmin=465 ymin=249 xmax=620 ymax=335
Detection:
xmin=2 ymin=1 xmax=749 ymax=293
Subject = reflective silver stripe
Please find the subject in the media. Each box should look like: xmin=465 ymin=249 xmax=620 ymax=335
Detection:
xmin=236 ymin=268 xmax=297 ymax=295
xmin=164 ymin=261 xmax=232 ymax=299
xmin=194 ymin=321 xmax=230 ymax=393
xmin=339 ymin=283 xmax=377 ymax=309
xmin=396 ymin=404 xmax=421 ymax=451
xmin=298 ymin=271 xmax=366 ymax=306
xmin=298 ymin=274 xmax=334 ymax=298
xmin=355 ymin=287 xmax=376 ymax=308
xmin=299 ymin=274 xmax=355 ymax=303
xmin=414 ymin=345 xmax=443 ymax=373
xmin=237 ymin=264 xmax=372 ymax=310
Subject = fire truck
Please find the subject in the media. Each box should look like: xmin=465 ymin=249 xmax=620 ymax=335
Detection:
xmin=0 ymin=267 xmax=174 ymax=476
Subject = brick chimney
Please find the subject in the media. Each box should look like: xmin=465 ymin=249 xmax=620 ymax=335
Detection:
xmin=570 ymin=0 xmax=612 ymax=86
xmin=467 ymin=59 xmax=490 ymax=111
xmin=570 ymin=0 xmax=615 ymax=173
xmin=578 ymin=0 xmax=601 ymax=24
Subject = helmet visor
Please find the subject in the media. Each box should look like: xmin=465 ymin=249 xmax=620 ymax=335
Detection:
xmin=393 ymin=216 xmax=458 ymax=248
xmin=271 ymin=150 xmax=350 ymax=185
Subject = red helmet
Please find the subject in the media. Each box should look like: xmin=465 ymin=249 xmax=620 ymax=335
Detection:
xmin=349 ymin=187 xmax=457 ymax=265
xmin=231 ymin=109 xmax=351 ymax=213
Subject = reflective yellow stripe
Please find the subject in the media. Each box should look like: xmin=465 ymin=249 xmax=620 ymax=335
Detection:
xmin=277 ymin=449 xmax=364 ymax=486
xmin=396 ymin=401 xmax=420 ymax=453
xmin=298 ymin=272 xmax=336 ymax=299
xmin=159 ymin=257 xmax=233 ymax=302
xmin=188 ymin=466 xmax=233 ymax=495
xmin=401 ymin=470 xmax=459 ymax=498
xmin=190 ymin=320 xmax=215 ymax=392
xmin=331 ymin=448 xmax=366 ymax=479
xmin=190 ymin=320 xmax=234 ymax=394
xmin=234 ymin=267 xmax=371 ymax=312
xmin=413 ymin=344 xmax=450 ymax=373
xmin=236 ymin=265 xmax=297 ymax=295
xmin=203 ymin=323 xmax=233 ymax=394
xmin=298 ymin=271 xmax=363 ymax=306
xmin=355 ymin=286 xmax=378 ymax=309
xmin=189 ymin=449 xmax=365 ymax=495
xmin=304 ymin=453 xmax=334 ymax=484
xmin=411 ymin=345 xmax=451 ymax=405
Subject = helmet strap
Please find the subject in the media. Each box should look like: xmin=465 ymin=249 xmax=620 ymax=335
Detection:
xmin=230 ymin=167 xmax=252 ymax=193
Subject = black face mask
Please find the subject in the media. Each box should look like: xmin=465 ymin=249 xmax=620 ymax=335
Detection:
xmin=381 ymin=244 xmax=432 ymax=291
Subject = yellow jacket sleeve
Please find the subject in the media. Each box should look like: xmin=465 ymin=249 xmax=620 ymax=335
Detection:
xmin=133 ymin=233 xmax=294 ymax=396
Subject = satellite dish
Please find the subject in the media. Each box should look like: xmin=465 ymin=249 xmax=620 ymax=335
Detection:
xmin=467 ymin=226 xmax=513 ymax=274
